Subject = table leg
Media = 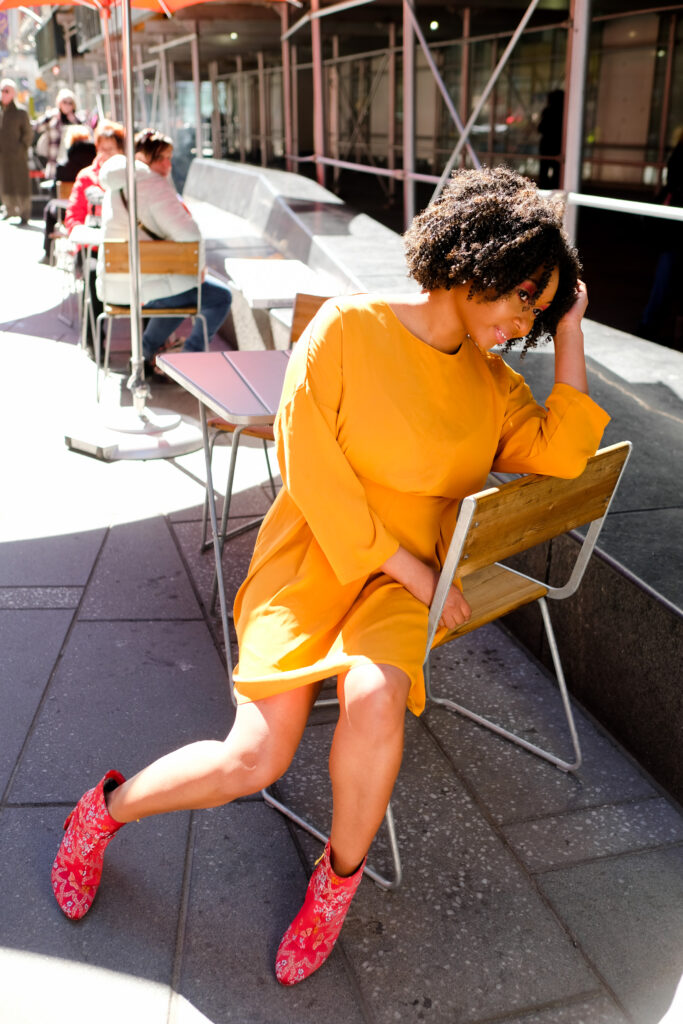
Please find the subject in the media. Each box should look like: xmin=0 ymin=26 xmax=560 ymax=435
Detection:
xmin=200 ymin=402 xmax=236 ymax=697
xmin=80 ymin=244 xmax=92 ymax=351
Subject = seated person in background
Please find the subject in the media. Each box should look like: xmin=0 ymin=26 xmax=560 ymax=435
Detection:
xmin=40 ymin=125 xmax=96 ymax=264
xmin=96 ymin=128 xmax=232 ymax=378
xmin=65 ymin=120 xmax=124 ymax=234
xmin=65 ymin=120 xmax=125 ymax=348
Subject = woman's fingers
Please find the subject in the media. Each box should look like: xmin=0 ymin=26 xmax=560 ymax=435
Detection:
xmin=439 ymin=587 xmax=472 ymax=629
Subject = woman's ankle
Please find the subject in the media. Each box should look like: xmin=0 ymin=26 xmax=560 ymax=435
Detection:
xmin=104 ymin=779 xmax=127 ymax=824
xmin=329 ymin=848 xmax=365 ymax=878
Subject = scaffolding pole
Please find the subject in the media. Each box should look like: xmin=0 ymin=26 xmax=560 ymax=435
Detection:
xmin=563 ymin=0 xmax=591 ymax=241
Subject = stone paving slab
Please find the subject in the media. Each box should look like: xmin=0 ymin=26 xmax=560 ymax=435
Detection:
xmin=79 ymin=517 xmax=202 ymax=621
xmin=170 ymin=517 xmax=263 ymax=635
xmin=177 ymin=801 xmax=367 ymax=1024
xmin=423 ymin=626 xmax=657 ymax=824
xmin=0 ymin=530 xmax=106 ymax=587
xmin=0 ymin=586 xmax=83 ymax=609
xmin=538 ymin=846 xmax=683 ymax=1024
xmin=0 ymin=609 xmax=73 ymax=794
xmin=493 ymin=993 xmax=630 ymax=1024
xmin=0 ymin=805 xmax=191 ymax=1004
xmin=503 ymin=797 xmax=683 ymax=871
xmin=9 ymin=619 xmax=233 ymax=804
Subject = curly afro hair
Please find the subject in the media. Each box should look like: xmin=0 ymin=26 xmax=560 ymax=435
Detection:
xmin=403 ymin=166 xmax=581 ymax=352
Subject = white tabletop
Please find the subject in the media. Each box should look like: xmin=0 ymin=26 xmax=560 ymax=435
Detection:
xmin=156 ymin=350 xmax=291 ymax=426
xmin=69 ymin=224 xmax=102 ymax=248
xmin=223 ymin=257 xmax=331 ymax=309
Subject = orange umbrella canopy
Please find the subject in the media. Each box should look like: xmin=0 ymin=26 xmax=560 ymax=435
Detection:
xmin=0 ymin=0 xmax=288 ymax=10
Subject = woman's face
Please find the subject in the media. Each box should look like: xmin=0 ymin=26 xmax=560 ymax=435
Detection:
xmin=97 ymin=135 xmax=120 ymax=160
xmin=457 ymin=265 xmax=560 ymax=352
xmin=149 ymin=146 xmax=173 ymax=177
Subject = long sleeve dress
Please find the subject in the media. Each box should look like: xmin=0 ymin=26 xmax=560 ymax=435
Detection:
xmin=233 ymin=295 xmax=610 ymax=715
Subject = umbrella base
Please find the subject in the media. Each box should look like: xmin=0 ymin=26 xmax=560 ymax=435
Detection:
xmin=65 ymin=406 xmax=203 ymax=462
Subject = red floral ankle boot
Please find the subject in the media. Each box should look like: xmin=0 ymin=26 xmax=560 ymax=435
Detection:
xmin=51 ymin=769 xmax=126 ymax=920
xmin=275 ymin=842 xmax=365 ymax=986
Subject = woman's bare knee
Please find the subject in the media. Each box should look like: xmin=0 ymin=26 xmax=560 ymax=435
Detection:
xmin=213 ymin=686 xmax=317 ymax=797
xmin=339 ymin=664 xmax=409 ymax=738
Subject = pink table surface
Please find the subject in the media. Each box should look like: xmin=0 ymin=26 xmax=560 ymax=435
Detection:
xmin=157 ymin=350 xmax=291 ymax=425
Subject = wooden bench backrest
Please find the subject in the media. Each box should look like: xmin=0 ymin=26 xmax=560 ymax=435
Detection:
xmin=103 ymin=240 xmax=200 ymax=277
xmin=290 ymin=292 xmax=332 ymax=345
xmin=57 ymin=181 xmax=74 ymax=201
xmin=455 ymin=441 xmax=631 ymax=578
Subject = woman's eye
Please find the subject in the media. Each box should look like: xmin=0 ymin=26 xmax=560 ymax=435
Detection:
xmin=518 ymin=289 xmax=530 ymax=304
xmin=532 ymin=307 xmax=542 ymax=318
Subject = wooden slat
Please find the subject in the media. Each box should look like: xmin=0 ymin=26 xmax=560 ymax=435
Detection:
xmin=105 ymin=305 xmax=196 ymax=316
xmin=57 ymin=181 xmax=74 ymax=201
xmin=290 ymin=292 xmax=332 ymax=344
xmin=208 ymin=418 xmax=275 ymax=441
xmin=104 ymin=240 xmax=200 ymax=276
xmin=431 ymin=563 xmax=547 ymax=646
xmin=456 ymin=442 xmax=631 ymax=578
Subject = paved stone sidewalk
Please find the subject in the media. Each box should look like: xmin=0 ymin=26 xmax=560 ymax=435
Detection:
xmin=1 ymin=219 xmax=682 ymax=1024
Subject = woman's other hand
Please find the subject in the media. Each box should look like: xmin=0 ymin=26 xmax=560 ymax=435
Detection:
xmin=380 ymin=546 xmax=471 ymax=628
xmin=438 ymin=584 xmax=472 ymax=630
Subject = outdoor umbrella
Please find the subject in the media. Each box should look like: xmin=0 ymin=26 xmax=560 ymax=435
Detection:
xmin=1 ymin=0 xmax=289 ymax=424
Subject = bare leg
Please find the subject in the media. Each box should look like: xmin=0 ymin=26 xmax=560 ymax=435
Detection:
xmin=107 ymin=682 xmax=320 ymax=823
xmin=328 ymin=664 xmax=410 ymax=876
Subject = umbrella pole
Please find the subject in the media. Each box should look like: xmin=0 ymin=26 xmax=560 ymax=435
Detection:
xmin=63 ymin=0 xmax=202 ymax=461
xmin=121 ymin=0 xmax=149 ymax=416
xmin=101 ymin=10 xmax=117 ymax=121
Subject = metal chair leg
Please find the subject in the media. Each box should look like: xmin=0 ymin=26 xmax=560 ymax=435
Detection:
xmin=205 ymin=429 xmax=274 ymax=614
xmin=200 ymin=428 xmax=223 ymax=553
xmin=425 ymin=597 xmax=582 ymax=772
xmin=261 ymin=438 xmax=277 ymax=500
xmin=261 ymin=786 xmax=402 ymax=890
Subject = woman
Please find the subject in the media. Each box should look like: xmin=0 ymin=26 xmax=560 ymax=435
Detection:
xmin=40 ymin=124 xmax=96 ymax=263
xmin=64 ymin=120 xmax=125 ymax=348
xmin=64 ymin=119 xmax=124 ymax=234
xmin=51 ymin=167 xmax=609 ymax=986
xmin=96 ymin=129 xmax=232 ymax=377
xmin=34 ymin=87 xmax=82 ymax=181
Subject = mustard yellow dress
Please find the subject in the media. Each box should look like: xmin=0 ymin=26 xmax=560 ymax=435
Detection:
xmin=233 ymin=296 xmax=610 ymax=715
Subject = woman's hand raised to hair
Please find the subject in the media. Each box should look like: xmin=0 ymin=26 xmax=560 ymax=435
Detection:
xmin=555 ymin=279 xmax=588 ymax=337
xmin=552 ymin=279 xmax=589 ymax=394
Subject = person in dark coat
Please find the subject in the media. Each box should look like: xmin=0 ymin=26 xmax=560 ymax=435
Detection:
xmin=538 ymin=89 xmax=564 ymax=190
xmin=40 ymin=124 xmax=96 ymax=263
xmin=0 ymin=79 xmax=33 ymax=223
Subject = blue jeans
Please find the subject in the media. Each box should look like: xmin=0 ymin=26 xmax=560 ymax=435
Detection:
xmin=142 ymin=279 xmax=232 ymax=360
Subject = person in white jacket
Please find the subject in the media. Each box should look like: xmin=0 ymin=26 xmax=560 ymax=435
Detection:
xmin=96 ymin=129 xmax=231 ymax=374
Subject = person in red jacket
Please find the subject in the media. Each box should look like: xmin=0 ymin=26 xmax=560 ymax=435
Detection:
xmin=65 ymin=120 xmax=124 ymax=348
xmin=65 ymin=119 xmax=124 ymax=234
